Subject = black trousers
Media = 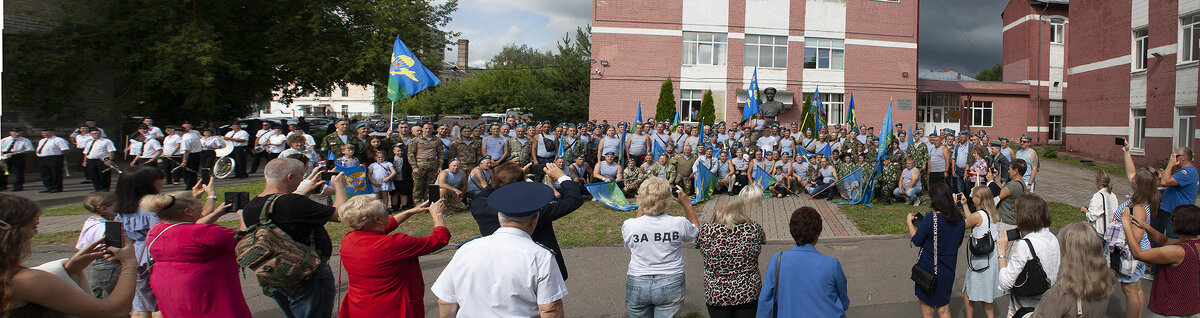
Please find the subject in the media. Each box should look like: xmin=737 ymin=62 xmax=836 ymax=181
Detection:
xmin=928 ymin=171 xmax=947 ymax=190
xmin=161 ymin=156 xmax=181 ymax=183
xmin=232 ymin=146 xmax=249 ymax=177
xmin=1 ymin=153 xmax=26 ymax=190
xmin=248 ymin=148 xmax=270 ymax=174
xmin=84 ymin=159 xmax=111 ymax=191
xmin=707 ymin=302 xmax=756 ymax=318
xmin=183 ymin=152 xmax=202 ymax=187
xmin=39 ymin=155 xmax=64 ymax=191
xmin=199 ymin=150 xmax=216 ymax=171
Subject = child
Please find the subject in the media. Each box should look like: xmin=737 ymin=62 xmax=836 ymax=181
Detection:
xmin=390 ymin=144 xmax=411 ymax=211
xmin=77 ymin=192 xmax=119 ymax=298
xmin=368 ymin=152 xmax=397 ymax=208
xmin=335 ymin=144 xmax=361 ymax=169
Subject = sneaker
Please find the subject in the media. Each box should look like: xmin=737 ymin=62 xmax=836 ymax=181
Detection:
xmin=912 ymin=198 xmax=921 ymax=206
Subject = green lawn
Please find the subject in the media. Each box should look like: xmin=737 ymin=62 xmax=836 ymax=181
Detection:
xmin=842 ymin=199 xmax=1089 ymax=235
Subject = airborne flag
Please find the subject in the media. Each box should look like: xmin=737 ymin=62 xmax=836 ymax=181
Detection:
xmin=387 ymin=35 xmax=442 ymax=102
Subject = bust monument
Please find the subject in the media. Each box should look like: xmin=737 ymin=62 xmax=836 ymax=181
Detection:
xmin=759 ymin=87 xmax=786 ymax=126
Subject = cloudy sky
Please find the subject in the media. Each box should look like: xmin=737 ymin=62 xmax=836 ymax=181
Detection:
xmin=441 ymin=0 xmax=1004 ymax=76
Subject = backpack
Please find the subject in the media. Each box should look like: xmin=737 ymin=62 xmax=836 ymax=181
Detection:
xmin=235 ymin=194 xmax=321 ymax=291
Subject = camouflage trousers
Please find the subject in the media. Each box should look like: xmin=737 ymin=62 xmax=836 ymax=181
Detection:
xmin=412 ymin=162 xmax=439 ymax=203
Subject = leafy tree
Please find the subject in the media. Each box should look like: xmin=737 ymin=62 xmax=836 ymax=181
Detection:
xmin=699 ymin=90 xmax=715 ymax=127
xmin=655 ymin=79 xmax=676 ymax=121
xmin=975 ymin=63 xmax=1003 ymax=81
xmin=797 ymin=93 xmax=816 ymax=134
xmin=4 ymin=0 xmax=459 ymax=123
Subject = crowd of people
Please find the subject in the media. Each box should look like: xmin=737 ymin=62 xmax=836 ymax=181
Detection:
xmin=2 ymin=113 xmax=1200 ymax=318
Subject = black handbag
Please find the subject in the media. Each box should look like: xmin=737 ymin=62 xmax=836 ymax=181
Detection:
xmin=911 ymin=212 xmax=938 ymax=292
xmin=1011 ymin=239 xmax=1051 ymax=297
xmin=967 ymin=211 xmax=995 ymax=272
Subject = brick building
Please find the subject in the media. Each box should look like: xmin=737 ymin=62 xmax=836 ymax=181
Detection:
xmin=1064 ymin=0 xmax=1199 ymax=164
xmin=1002 ymin=0 xmax=1069 ymax=145
xmin=589 ymin=0 xmax=920 ymax=130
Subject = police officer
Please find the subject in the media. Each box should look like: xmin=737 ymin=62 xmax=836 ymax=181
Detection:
xmin=409 ymin=122 xmax=443 ymax=203
xmin=433 ymin=181 xmax=568 ymax=317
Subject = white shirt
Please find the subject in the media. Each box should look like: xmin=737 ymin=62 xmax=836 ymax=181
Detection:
xmin=163 ymin=134 xmax=183 ymax=156
xmin=287 ymin=131 xmax=316 ymax=149
xmin=1085 ymin=188 xmax=1120 ymax=234
xmin=35 ymin=136 xmax=71 ymax=157
xmin=1 ymin=136 xmax=34 ymax=153
xmin=999 ymin=228 xmax=1060 ymax=309
xmin=74 ymin=134 xmax=94 ymax=149
xmin=83 ymin=138 xmax=116 ymax=159
xmin=127 ymin=139 xmax=144 ymax=156
xmin=256 ymin=130 xmax=274 ymax=146
xmin=139 ymin=139 xmax=162 ymax=159
xmin=224 ymin=130 xmax=250 ymax=147
xmin=267 ymin=133 xmax=288 ymax=153
xmin=201 ymin=136 xmax=225 ymax=150
xmin=71 ymin=127 xmax=107 ymax=138
xmin=431 ymin=228 xmax=568 ymax=317
xmin=621 ymin=214 xmax=699 ymax=276
xmin=180 ymin=133 xmax=202 ymax=153
xmin=756 ymin=135 xmax=779 ymax=151
xmin=145 ymin=126 xmax=165 ymax=140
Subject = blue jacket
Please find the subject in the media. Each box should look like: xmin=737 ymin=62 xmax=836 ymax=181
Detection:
xmin=758 ymin=244 xmax=849 ymax=317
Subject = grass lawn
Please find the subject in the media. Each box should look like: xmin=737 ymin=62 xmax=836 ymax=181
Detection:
xmin=842 ymin=199 xmax=1089 ymax=235
xmin=42 ymin=205 xmax=90 ymax=217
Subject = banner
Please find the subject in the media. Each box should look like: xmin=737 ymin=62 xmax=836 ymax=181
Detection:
xmin=753 ymin=165 xmax=776 ymax=198
xmin=585 ymin=181 xmax=638 ymax=211
xmin=691 ymin=164 xmax=715 ymax=205
xmin=387 ymin=35 xmax=441 ymax=102
xmin=328 ymin=151 xmax=374 ymax=195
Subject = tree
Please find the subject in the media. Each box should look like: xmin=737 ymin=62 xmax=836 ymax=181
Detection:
xmin=655 ymin=79 xmax=676 ymax=121
xmin=699 ymin=90 xmax=715 ymax=127
xmin=797 ymin=93 xmax=816 ymax=134
xmin=4 ymin=0 xmax=459 ymax=123
xmin=975 ymin=63 xmax=1003 ymax=81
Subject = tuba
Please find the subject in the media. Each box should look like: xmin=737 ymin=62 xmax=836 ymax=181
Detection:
xmin=213 ymin=141 xmax=236 ymax=179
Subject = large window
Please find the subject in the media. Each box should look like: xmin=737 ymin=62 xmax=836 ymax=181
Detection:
xmin=1134 ymin=29 xmax=1149 ymax=71
xmin=1179 ymin=107 xmax=1196 ymax=149
xmin=1048 ymin=115 xmax=1063 ymax=142
xmin=680 ymin=90 xmax=703 ymax=122
xmin=970 ymin=101 xmax=993 ymax=127
xmin=1049 ymin=18 xmax=1065 ymax=44
xmin=1183 ymin=14 xmax=1200 ymax=63
xmin=1132 ymin=108 xmax=1147 ymax=149
xmin=745 ymin=35 xmax=787 ymax=68
xmin=804 ymin=93 xmax=845 ymax=125
xmin=683 ymin=32 xmax=727 ymax=66
xmin=803 ymin=38 xmax=844 ymax=70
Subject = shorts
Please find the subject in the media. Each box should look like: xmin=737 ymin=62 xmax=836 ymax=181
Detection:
xmin=1117 ymin=261 xmax=1145 ymax=284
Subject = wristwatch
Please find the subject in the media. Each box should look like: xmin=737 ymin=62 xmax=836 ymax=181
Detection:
xmin=207 ymin=195 xmax=219 ymax=200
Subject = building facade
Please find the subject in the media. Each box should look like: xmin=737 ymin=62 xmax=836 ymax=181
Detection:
xmin=1002 ymin=0 xmax=1069 ymax=145
xmin=262 ymin=85 xmax=377 ymax=118
xmin=589 ymin=0 xmax=920 ymax=130
xmin=1064 ymin=0 xmax=1198 ymax=163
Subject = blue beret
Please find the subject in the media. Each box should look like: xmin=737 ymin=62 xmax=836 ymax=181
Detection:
xmin=959 ymin=130 xmax=970 ymax=136
xmin=989 ymin=141 xmax=1003 ymax=147
xmin=1020 ymin=134 xmax=1032 ymax=140
xmin=488 ymin=182 xmax=555 ymax=217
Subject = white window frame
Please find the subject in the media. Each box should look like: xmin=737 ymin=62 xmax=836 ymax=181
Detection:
xmin=1183 ymin=14 xmax=1200 ymax=63
xmin=970 ymin=101 xmax=993 ymax=127
xmin=803 ymin=38 xmax=845 ymax=70
xmin=1134 ymin=29 xmax=1149 ymax=71
xmin=680 ymin=89 xmax=703 ymax=123
xmin=1049 ymin=19 xmax=1065 ymax=44
xmin=683 ymin=32 xmax=727 ymax=66
xmin=805 ymin=93 xmax=845 ymax=125
xmin=1048 ymin=115 xmax=1063 ymax=142
xmin=745 ymin=35 xmax=788 ymax=68
xmin=1177 ymin=107 xmax=1196 ymax=149
xmin=1131 ymin=108 xmax=1147 ymax=150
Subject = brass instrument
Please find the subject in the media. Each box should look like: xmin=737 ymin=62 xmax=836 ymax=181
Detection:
xmin=101 ymin=159 xmax=123 ymax=174
xmin=0 ymin=154 xmax=9 ymax=176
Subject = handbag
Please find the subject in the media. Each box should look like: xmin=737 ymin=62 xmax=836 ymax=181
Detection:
xmin=968 ymin=211 xmax=994 ymax=272
xmin=767 ymin=252 xmax=782 ymax=318
xmin=910 ymin=211 xmax=938 ymax=292
xmin=1010 ymin=239 xmax=1051 ymax=297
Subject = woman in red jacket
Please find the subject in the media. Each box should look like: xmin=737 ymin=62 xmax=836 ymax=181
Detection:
xmin=338 ymin=196 xmax=450 ymax=317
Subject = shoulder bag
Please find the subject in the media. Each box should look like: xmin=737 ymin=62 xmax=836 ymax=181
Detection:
xmin=1010 ymin=238 xmax=1051 ymax=297
xmin=911 ymin=211 xmax=938 ymax=292
xmin=968 ymin=211 xmax=995 ymax=271
xmin=235 ymin=194 xmax=321 ymax=291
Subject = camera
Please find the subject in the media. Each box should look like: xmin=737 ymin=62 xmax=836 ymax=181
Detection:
xmin=1006 ymin=228 xmax=1023 ymax=240
xmin=319 ymin=171 xmax=337 ymax=181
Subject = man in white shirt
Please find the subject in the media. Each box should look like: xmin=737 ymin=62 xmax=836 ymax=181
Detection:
xmin=73 ymin=125 xmax=95 ymax=184
xmin=131 ymin=132 xmax=162 ymax=167
xmin=267 ymin=126 xmax=288 ymax=157
xmin=35 ymin=128 xmax=71 ymax=193
xmin=70 ymin=120 xmax=107 ymax=138
xmin=1 ymin=127 xmax=36 ymax=191
xmin=178 ymin=126 xmax=203 ymax=186
xmin=161 ymin=126 xmax=184 ymax=184
xmin=82 ymin=130 xmax=116 ymax=192
xmin=141 ymin=118 xmax=164 ymax=140
xmin=224 ymin=123 xmax=250 ymax=178
xmin=433 ymin=181 xmax=568 ymax=318
xmin=249 ymin=121 xmax=275 ymax=174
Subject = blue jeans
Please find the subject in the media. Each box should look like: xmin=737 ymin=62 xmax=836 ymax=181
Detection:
xmin=953 ymin=168 xmax=968 ymax=193
xmin=626 ymin=273 xmax=686 ymax=318
xmin=894 ymin=187 xmax=921 ymax=199
xmin=269 ymin=263 xmax=335 ymax=318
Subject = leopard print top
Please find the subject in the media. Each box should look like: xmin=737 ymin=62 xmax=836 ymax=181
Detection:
xmin=696 ymin=221 xmax=766 ymax=306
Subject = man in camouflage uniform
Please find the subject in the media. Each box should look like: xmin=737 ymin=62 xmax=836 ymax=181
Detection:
xmin=559 ymin=126 xmax=586 ymax=163
xmin=320 ymin=119 xmax=362 ymax=157
xmin=507 ymin=125 xmax=533 ymax=166
xmin=449 ymin=127 xmax=482 ymax=175
xmin=646 ymin=154 xmax=676 ymax=184
xmin=908 ymin=134 xmax=930 ymax=190
xmin=670 ymin=145 xmax=698 ymax=195
xmin=878 ymin=157 xmax=902 ymax=204
xmin=408 ymin=123 xmax=443 ymax=203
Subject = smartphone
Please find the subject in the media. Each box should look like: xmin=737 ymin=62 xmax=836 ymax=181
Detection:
xmin=104 ymin=221 xmax=123 ymax=249
xmin=319 ymin=171 xmax=337 ymax=181
xmin=1006 ymin=228 xmax=1023 ymax=240
xmin=225 ymin=191 xmax=249 ymax=211
xmin=426 ymin=184 xmax=441 ymax=203
xmin=1115 ymin=137 xmax=1126 ymax=146
xmin=911 ymin=212 xmax=924 ymax=227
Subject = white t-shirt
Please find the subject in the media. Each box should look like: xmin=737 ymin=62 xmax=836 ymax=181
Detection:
xmin=267 ymin=133 xmax=288 ymax=153
xmin=621 ymin=214 xmax=699 ymax=276
xmin=431 ymin=228 xmax=567 ymax=317
xmin=225 ymin=130 xmax=250 ymax=147
xmin=139 ymin=139 xmax=162 ymax=159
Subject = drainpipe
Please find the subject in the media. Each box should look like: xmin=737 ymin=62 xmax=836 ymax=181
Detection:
xmin=1036 ymin=2 xmax=1050 ymax=143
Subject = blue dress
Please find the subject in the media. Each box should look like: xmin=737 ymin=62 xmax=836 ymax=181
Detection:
xmin=911 ymin=211 xmax=965 ymax=307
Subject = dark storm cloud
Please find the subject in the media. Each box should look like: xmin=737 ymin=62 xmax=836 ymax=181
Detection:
xmin=918 ymin=0 xmax=1006 ymax=77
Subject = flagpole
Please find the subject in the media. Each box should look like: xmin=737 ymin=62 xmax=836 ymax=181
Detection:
xmin=389 ymin=101 xmax=395 ymax=131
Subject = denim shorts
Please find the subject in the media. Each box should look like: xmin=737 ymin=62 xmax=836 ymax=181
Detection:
xmin=1117 ymin=261 xmax=1145 ymax=284
xmin=87 ymin=258 xmax=121 ymax=299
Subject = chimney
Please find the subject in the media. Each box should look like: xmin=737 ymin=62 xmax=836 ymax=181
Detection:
xmin=457 ymin=39 xmax=469 ymax=70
